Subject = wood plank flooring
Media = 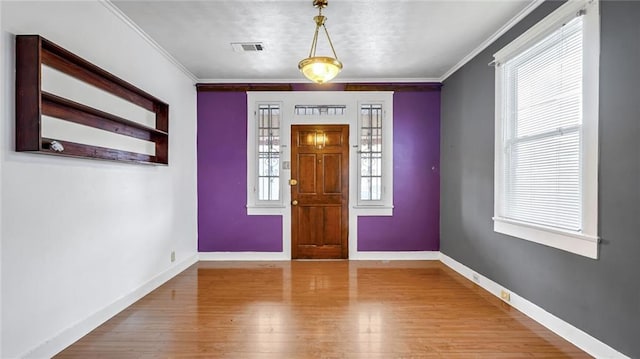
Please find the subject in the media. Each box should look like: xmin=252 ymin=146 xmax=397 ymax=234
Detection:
xmin=55 ymin=260 xmax=590 ymax=358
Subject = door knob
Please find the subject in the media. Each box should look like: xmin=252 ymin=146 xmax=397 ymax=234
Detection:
xmin=292 ymin=200 xmax=299 ymax=206
xmin=289 ymin=179 xmax=298 ymax=186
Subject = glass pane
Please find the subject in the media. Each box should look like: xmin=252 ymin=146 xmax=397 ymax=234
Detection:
xmin=258 ymin=177 xmax=268 ymax=201
xmin=371 ymin=155 xmax=382 ymax=176
xmin=258 ymin=158 xmax=267 ymax=176
xmin=372 ymin=129 xmax=382 ymax=152
xmin=271 ymin=112 xmax=280 ymax=128
xmin=270 ymin=130 xmax=280 ymax=152
xmin=269 ymin=177 xmax=279 ymax=201
xmin=269 ymin=158 xmax=279 ymax=176
xmin=373 ymin=110 xmax=382 ymax=128
xmin=360 ymin=155 xmax=371 ymax=176
xmin=259 ymin=111 xmax=268 ymax=128
xmin=371 ymin=177 xmax=382 ymax=200
xmin=361 ymin=111 xmax=371 ymax=128
xmin=360 ymin=177 xmax=371 ymax=200
xmin=360 ymin=128 xmax=371 ymax=152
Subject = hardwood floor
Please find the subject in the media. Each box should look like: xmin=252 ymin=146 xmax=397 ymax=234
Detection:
xmin=56 ymin=261 xmax=590 ymax=358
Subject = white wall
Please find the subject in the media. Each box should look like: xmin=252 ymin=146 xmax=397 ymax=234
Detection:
xmin=0 ymin=1 xmax=198 ymax=358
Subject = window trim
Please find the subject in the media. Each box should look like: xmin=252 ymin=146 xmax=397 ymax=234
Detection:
xmin=493 ymin=0 xmax=600 ymax=259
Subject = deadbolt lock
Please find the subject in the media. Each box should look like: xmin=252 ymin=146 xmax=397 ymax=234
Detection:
xmin=289 ymin=179 xmax=298 ymax=186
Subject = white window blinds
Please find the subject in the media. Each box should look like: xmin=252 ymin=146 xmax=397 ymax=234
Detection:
xmin=501 ymin=16 xmax=583 ymax=232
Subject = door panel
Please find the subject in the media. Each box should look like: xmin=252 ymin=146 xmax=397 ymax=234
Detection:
xmin=323 ymin=130 xmax=345 ymax=148
xmin=298 ymin=130 xmax=319 ymax=147
xmin=322 ymin=154 xmax=341 ymax=194
xmin=298 ymin=154 xmax=317 ymax=194
xmin=291 ymin=125 xmax=349 ymax=259
xmin=322 ymin=207 xmax=342 ymax=246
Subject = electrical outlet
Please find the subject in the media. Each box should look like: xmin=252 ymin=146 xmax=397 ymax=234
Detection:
xmin=171 ymin=250 xmax=176 ymax=263
xmin=500 ymin=289 xmax=511 ymax=302
xmin=472 ymin=273 xmax=480 ymax=283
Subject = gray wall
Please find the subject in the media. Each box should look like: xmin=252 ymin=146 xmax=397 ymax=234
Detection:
xmin=440 ymin=1 xmax=640 ymax=357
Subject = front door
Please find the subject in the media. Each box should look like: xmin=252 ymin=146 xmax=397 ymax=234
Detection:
xmin=291 ymin=125 xmax=349 ymax=259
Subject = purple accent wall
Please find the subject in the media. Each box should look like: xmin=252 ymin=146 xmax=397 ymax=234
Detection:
xmin=358 ymin=92 xmax=441 ymax=251
xmin=197 ymin=92 xmax=282 ymax=251
xmin=197 ymin=89 xmax=440 ymax=253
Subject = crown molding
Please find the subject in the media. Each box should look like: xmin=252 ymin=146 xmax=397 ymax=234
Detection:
xmin=99 ymin=0 xmax=198 ymax=83
xmin=196 ymin=82 xmax=442 ymax=92
xmin=439 ymin=0 xmax=546 ymax=82
xmin=196 ymin=83 xmax=294 ymax=92
xmin=197 ymin=78 xmax=308 ymax=84
xmin=197 ymin=77 xmax=441 ymax=84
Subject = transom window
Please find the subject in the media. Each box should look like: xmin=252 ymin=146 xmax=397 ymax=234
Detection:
xmin=294 ymin=105 xmax=346 ymax=116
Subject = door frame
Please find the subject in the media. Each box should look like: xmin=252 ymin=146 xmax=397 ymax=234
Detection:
xmin=246 ymin=91 xmax=394 ymax=260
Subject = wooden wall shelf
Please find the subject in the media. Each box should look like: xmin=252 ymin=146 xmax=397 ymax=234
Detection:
xmin=16 ymin=35 xmax=169 ymax=164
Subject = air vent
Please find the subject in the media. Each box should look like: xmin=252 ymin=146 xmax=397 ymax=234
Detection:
xmin=231 ymin=42 xmax=264 ymax=52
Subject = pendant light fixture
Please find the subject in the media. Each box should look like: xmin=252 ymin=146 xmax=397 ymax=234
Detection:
xmin=298 ymin=0 xmax=343 ymax=84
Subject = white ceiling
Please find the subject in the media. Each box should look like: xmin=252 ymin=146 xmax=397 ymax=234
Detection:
xmin=109 ymin=0 xmax=538 ymax=83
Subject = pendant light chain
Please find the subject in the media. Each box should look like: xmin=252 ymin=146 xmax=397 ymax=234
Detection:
xmin=308 ymin=21 xmax=321 ymax=58
xmin=322 ymin=23 xmax=339 ymax=60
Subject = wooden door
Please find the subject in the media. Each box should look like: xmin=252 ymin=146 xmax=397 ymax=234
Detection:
xmin=291 ymin=125 xmax=349 ymax=259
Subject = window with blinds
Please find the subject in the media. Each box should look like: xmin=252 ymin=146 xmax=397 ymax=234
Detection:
xmin=493 ymin=0 xmax=599 ymax=258
xmin=502 ymin=17 xmax=583 ymax=231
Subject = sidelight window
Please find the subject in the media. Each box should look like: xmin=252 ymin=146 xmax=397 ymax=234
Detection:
xmin=358 ymin=104 xmax=383 ymax=202
xmin=257 ymin=104 xmax=281 ymax=201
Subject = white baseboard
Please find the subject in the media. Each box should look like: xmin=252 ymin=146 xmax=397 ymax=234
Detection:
xmin=350 ymin=250 xmax=440 ymax=260
xmin=198 ymin=250 xmax=440 ymax=261
xmin=439 ymin=253 xmax=629 ymax=359
xmin=23 ymin=254 xmax=199 ymax=359
xmin=198 ymin=251 xmax=289 ymax=261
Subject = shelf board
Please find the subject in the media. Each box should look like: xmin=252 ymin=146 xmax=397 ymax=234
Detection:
xmin=41 ymin=138 xmax=159 ymax=164
xmin=42 ymin=92 xmax=168 ymax=139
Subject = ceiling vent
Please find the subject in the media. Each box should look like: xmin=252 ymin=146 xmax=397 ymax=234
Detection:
xmin=231 ymin=42 xmax=264 ymax=52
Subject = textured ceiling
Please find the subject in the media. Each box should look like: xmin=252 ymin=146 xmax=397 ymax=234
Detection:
xmin=111 ymin=0 xmax=536 ymax=82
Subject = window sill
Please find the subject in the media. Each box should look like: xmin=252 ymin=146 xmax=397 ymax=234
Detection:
xmin=353 ymin=205 xmax=394 ymax=216
xmin=247 ymin=205 xmax=285 ymax=216
xmin=493 ymin=217 xmax=598 ymax=259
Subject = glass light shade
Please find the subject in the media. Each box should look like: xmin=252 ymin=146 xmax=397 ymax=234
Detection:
xmin=298 ymin=56 xmax=343 ymax=84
